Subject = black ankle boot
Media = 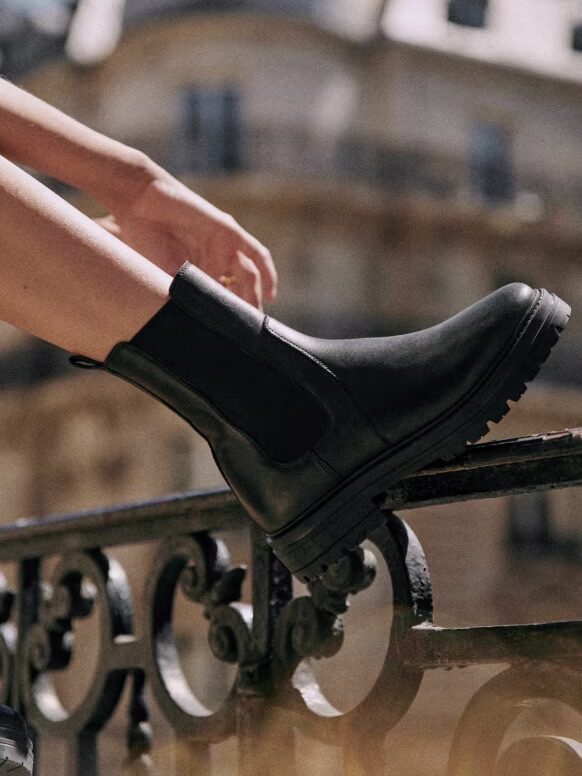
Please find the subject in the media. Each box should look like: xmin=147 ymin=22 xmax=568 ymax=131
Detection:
xmin=72 ymin=263 xmax=570 ymax=580
xmin=0 ymin=706 xmax=33 ymax=775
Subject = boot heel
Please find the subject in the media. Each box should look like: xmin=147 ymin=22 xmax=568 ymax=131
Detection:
xmin=270 ymin=498 xmax=386 ymax=582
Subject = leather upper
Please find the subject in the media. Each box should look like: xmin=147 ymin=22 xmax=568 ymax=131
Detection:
xmin=267 ymin=282 xmax=538 ymax=448
xmin=0 ymin=705 xmax=30 ymax=751
xmin=105 ymin=265 xmax=540 ymax=532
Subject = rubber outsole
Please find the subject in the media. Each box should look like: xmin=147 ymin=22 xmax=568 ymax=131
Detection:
xmin=0 ymin=742 xmax=33 ymax=775
xmin=270 ymin=289 xmax=571 ymax=582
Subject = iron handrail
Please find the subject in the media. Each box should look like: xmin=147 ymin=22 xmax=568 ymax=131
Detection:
xmin=0 ymin=428 xmax=580 ymax=560
xmin=2 ymin=427 xmax=582 ymax=775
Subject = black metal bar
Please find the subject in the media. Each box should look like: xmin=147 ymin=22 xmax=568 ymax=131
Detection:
xmin=403 ymin=620 xmax=582 ymax=669
xmin=247 ymin=526 xmax=292 ymax=682
xmin=0 ymin=489 xmax=244 ymax=561
xmin=0 ymin=429 xmax=580 ymax=561
xmin=381 ymin=428 xmax=582 ymax=510
xmin=4 ymin=426 xmax=582 ymax=776
xmin=17 ymin=558 xmax=41 ymax=776
xmin=69 ymin=733 xmax=97 ymax=776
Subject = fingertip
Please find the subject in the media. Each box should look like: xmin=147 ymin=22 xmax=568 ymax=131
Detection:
xmin=269 ymin=278 xmax=278 ymax=302
xmin=241 ymin=289 xmax=262 ymax=311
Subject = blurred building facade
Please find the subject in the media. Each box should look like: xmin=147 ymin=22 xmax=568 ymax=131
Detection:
xmin=2 ymin=3 xmax=582 ymax=773
xmin=0 ymin=0 xmax=580 ymax=525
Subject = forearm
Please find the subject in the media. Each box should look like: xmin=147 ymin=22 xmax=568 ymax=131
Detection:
xmin=0 ymin=78 xmax=158 ymax=211
xmin=0 ymin=153 xmax=170 ymax=357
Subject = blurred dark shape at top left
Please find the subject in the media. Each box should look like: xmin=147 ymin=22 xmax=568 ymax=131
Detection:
xmin=0 ymin=0 xmax=76 ymax=78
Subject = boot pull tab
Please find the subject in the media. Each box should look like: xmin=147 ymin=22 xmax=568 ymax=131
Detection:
xmin=69 ymin=354 xmax=104 ymax=369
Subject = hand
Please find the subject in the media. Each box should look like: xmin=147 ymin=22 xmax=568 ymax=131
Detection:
xmin=96 ymin=169 xmax=277 ymax=310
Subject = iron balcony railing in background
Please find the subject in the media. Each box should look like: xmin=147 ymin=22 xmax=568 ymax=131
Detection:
xmin=163 ymin=124 xmax=582 ymax=222
xmin=124 ymin=0 xmax=323 ymax=24
xmin=167 ymin=125 xmax=469 ymax=201
xmin=2 ymin=429 xmax=582 ymax=774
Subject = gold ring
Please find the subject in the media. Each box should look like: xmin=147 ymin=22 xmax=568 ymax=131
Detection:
xmin=219 ymin=274 xmax=237 ymax=288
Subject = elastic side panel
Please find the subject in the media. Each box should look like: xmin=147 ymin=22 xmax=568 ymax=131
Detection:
xmin=129 ymin=301 xmax=329 ymax=463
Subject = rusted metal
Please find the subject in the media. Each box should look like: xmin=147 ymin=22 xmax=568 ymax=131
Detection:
xmin=2 ymin=428 xmax=582 ymax=773
xmin=404 ymin=620 xmax=582 ymax=668
xmin=380 ymin=427 xmax=582 ymax=510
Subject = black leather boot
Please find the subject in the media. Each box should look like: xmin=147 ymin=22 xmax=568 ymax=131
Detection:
xmin=73 ymin=263 xmax=570 ymax=580
xmin=0 ymin=706 xmax=33 ymax=775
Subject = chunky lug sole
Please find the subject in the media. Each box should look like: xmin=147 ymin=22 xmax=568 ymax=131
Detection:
xmin=270 ymin=289 xmax=571 ymax=581
xmin=0 ymin=739 xmax=33 ymax=775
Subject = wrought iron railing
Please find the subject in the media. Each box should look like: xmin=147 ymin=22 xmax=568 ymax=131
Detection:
xmin=2 ymin=428 xmax=582 ymax=774
xmin=164 ymin=124 xmax=582 ymax=222
xmin=166 ymin=125 xmax=466 ymax=201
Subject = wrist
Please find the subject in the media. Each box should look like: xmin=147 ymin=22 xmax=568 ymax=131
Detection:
xmin=85 ymin=144 xmax=160 ymax=214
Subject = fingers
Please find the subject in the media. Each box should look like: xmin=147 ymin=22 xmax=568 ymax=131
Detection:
xmin=93 ymin=215 xmax=121 ymax=236
xmin=237 ymin=228 xmax=278 ymax=302
xmin=231 ymin=251 xmax=263 ymax=310
xmin=174 ymin=216 xmax=276 ymax=308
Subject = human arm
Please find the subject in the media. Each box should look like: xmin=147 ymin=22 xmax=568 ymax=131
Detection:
xmin=0 ymin=78 xmax=276 ymax=307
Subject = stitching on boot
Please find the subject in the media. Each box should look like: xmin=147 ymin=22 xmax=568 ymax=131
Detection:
xmin=264 ymin=318 xmax=337 ymax=377
xmin=309 ymin=451 xmax=342 ymax=479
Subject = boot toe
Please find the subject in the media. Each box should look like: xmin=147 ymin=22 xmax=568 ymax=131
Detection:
xmin=318 ymin=282 xmax=543 ymax=447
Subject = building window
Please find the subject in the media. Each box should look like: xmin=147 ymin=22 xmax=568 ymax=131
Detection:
xmin=469 ymin=122 xmax=514 ymax=205
xmin=447 ymin=0 xmax=488 ymax=29
xmin=508 ymin=492 xmax=552 ymax=555
xmin=179 ymin=85 xmax=244 ymax=174
xmin=507 ymin=492 xmax=582 ymax=563
xmin=572 ymin=23 xmax=582 ymax=52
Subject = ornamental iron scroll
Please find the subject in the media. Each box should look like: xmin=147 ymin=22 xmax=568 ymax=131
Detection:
xmin=0 ymin=514 xmax=435 ymax=774
xmin=23 ymin=549 xmax=132 ymax=733
xmin=0 ymin=429 xmax=582 ymax=774
xmin=143 ymin=532 xmax=251 ymax=741
xmin=0 ymin=571 xmax=16 ymax=707
xmin=272 ymin=511 xmax=433 ymax=771
xmin=447 ymin=663 xmax=582 ymax=776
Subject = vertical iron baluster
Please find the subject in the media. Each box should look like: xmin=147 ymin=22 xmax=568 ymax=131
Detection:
xmin=16 ymin=559 xmax=41 ymax=774
xmin=249 ymin=526 xmax=293 ymax=668
xmin=122 ymin=670 xmax=153 ymax=775
xmin=67 ymin=732 xmax=98 ymax=776
xmin=236 ymin=528 xmax=295 ymax=776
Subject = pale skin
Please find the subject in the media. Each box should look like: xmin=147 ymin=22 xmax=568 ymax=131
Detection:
xmin=0 ymin=79 xmax=277 ymax=361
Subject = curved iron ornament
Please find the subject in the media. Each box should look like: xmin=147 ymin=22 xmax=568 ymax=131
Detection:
xmin=22 ymin=549 xmax=133 ymax=736
xmin=143 ymin=532 xmax=250 ymax=741
xmin=2 ymin=429 xmax=582 ymax=773
xmin=5 ymin=511 xmax=433 ymax=771
xmin=9 ymin=518 xmax=582 ymax=776
xmin=448 ymin=662 xmax=582 ymax=776
xmin=273 ymin=512 xmax=433 ymax=746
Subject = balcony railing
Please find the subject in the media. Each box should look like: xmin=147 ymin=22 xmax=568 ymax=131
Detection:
xmin=2 ymin=428 xmax=582 ymax=774
xmin=162 ymin=125 xmax=582 ymax=224
xmin=166 ymin=126 xmax=466 ymax=201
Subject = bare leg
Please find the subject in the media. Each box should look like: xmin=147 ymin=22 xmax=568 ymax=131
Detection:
xmin=0 ymin=79 xmax=276 ymax=310
xmin=0 ymin=154 xmax=170 ymax=360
